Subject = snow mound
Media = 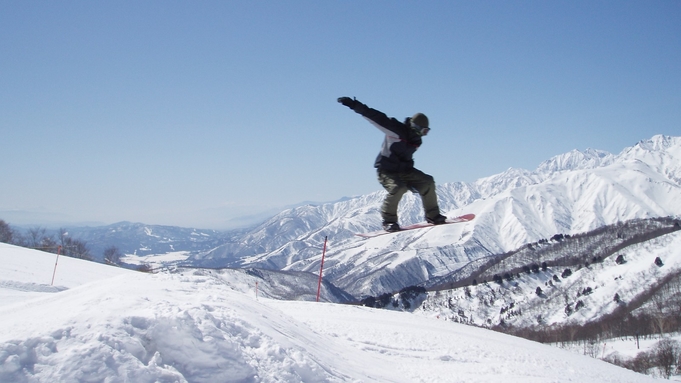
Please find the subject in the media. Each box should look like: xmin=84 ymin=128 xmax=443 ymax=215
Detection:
xmin=0 ymin=243 xmax=655 ymax=382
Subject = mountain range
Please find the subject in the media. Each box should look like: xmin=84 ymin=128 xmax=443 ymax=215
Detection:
xmin=32 ymin=135 xmax=681 ymax=302
xmin=185 ymin=135 xmax=681 ymax=298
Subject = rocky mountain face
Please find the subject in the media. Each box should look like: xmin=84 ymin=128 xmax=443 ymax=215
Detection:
xmin=402 ymin=217 xmax=681 ymax=329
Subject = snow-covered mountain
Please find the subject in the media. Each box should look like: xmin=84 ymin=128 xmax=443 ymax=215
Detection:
xmin=0 ymin=243 xmax=658 ymax=382
xmin=416 ymin=221 xmax=681 ymax=329
xmin=188 ymin=135 xmax=681 ymax=298
xmin=366 ymin=217 xmax=681 ymax=331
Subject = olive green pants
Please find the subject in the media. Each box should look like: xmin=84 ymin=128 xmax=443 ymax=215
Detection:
xmin=377 ymin=169 xmax=441 ymax=224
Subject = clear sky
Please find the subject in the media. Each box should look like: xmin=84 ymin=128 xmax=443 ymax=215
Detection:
xmin=1 ymin=1 xmax=679 ymax=229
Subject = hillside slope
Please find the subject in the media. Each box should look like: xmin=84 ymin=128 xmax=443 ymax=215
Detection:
xmin=0 ymin=243 xmax=655 ymax=382
xmin=414 ymin=218 xmax=681 ymax=330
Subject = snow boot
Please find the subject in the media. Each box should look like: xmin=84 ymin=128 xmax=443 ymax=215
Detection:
xmin=427 ymin=214 xmax=447 ymax=225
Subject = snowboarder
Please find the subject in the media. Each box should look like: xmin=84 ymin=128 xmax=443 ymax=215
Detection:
xmin=337 ymin=97 xmax=447 ymax=232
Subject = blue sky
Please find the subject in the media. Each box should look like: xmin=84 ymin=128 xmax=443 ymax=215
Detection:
xmin=1 ymin=1 xmax=679 ymax=229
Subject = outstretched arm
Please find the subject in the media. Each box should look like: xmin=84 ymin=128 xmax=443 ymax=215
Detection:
xmin=337 ymin=97 xmax=396 ymax=133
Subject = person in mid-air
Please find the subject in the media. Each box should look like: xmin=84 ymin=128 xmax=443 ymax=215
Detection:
xmin=338 ymin=97 xmax=447 ymax=232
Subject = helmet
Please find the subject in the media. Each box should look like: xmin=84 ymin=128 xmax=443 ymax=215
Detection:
xmin=411 ymin=113 xmax=429 ymax=128
xmin=410 ymin=113 xmax=430 ymax=136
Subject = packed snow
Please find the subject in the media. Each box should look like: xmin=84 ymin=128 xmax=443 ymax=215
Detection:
xmin=0 ymin=243 xmax=655 ymax=382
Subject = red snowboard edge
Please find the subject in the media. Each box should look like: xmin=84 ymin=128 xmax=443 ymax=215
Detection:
xmin=355 ymin=213 xmax=476 ymax=238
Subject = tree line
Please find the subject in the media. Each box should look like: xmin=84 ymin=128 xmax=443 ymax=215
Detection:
xmin=430 ymin=217 xmax=681 ymax=291
xmin=0 ymin=218 xmax=148 ymax=270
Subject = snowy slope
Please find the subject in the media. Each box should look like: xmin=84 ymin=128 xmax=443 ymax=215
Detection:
xmin=416 ymin=226 xmax=681 ymax=329
xmin=188 ymin=135 xmax=681 ymax=297
xmin=177 ymin=267 xmax=355 ymax=303
xmin=0 ymin=243 xmax=655 ymax=382
xmin=0 ymin=242 xmax=132 ymax=306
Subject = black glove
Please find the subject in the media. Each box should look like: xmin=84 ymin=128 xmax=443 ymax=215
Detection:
xmin=337 ymin=96 xmax=357 ymax=109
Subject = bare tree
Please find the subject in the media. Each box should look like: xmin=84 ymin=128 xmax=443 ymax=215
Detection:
xmin=22 ymin=227 xmax=60 ymax=253
xmin=0 ymin=219 xmax=13 ymax=243
xmin=57 ymin=228 xmax=92 ymax=260
xmin=654 ymin=338 xmax=681 ymax=379
xmin=26 ymin=227 xmax=48 ymax=248
xmin=103 ymin=246 xmax=122 ymax=266
xmin=61 ymin=236 xmax=92 ymax=260
xmin=652 ymin=293 xmax=670 ymax=335
xmin=625 ymin=351 xmax=654 ymax=375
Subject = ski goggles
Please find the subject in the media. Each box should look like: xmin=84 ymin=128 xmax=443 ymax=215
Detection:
xmin=411 ymin=122 xmax=430 ymax=136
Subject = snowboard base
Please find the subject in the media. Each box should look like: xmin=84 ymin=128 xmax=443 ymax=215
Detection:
xmin=355 ymin=213 xmax=475 ymax=238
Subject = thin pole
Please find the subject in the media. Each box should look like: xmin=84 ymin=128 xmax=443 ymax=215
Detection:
xmin=51 ymin=246 xmax=62 ymax=286
xmin=316 ymin=236 xmax=328 ymax=302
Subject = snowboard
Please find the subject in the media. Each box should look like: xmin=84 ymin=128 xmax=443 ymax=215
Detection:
xmin=355 ymin=213 xmax=476 ymax=238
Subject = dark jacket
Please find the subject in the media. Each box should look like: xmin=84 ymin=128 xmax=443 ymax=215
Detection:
xmin=350 ymin=102 xmax=422 ymax=173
